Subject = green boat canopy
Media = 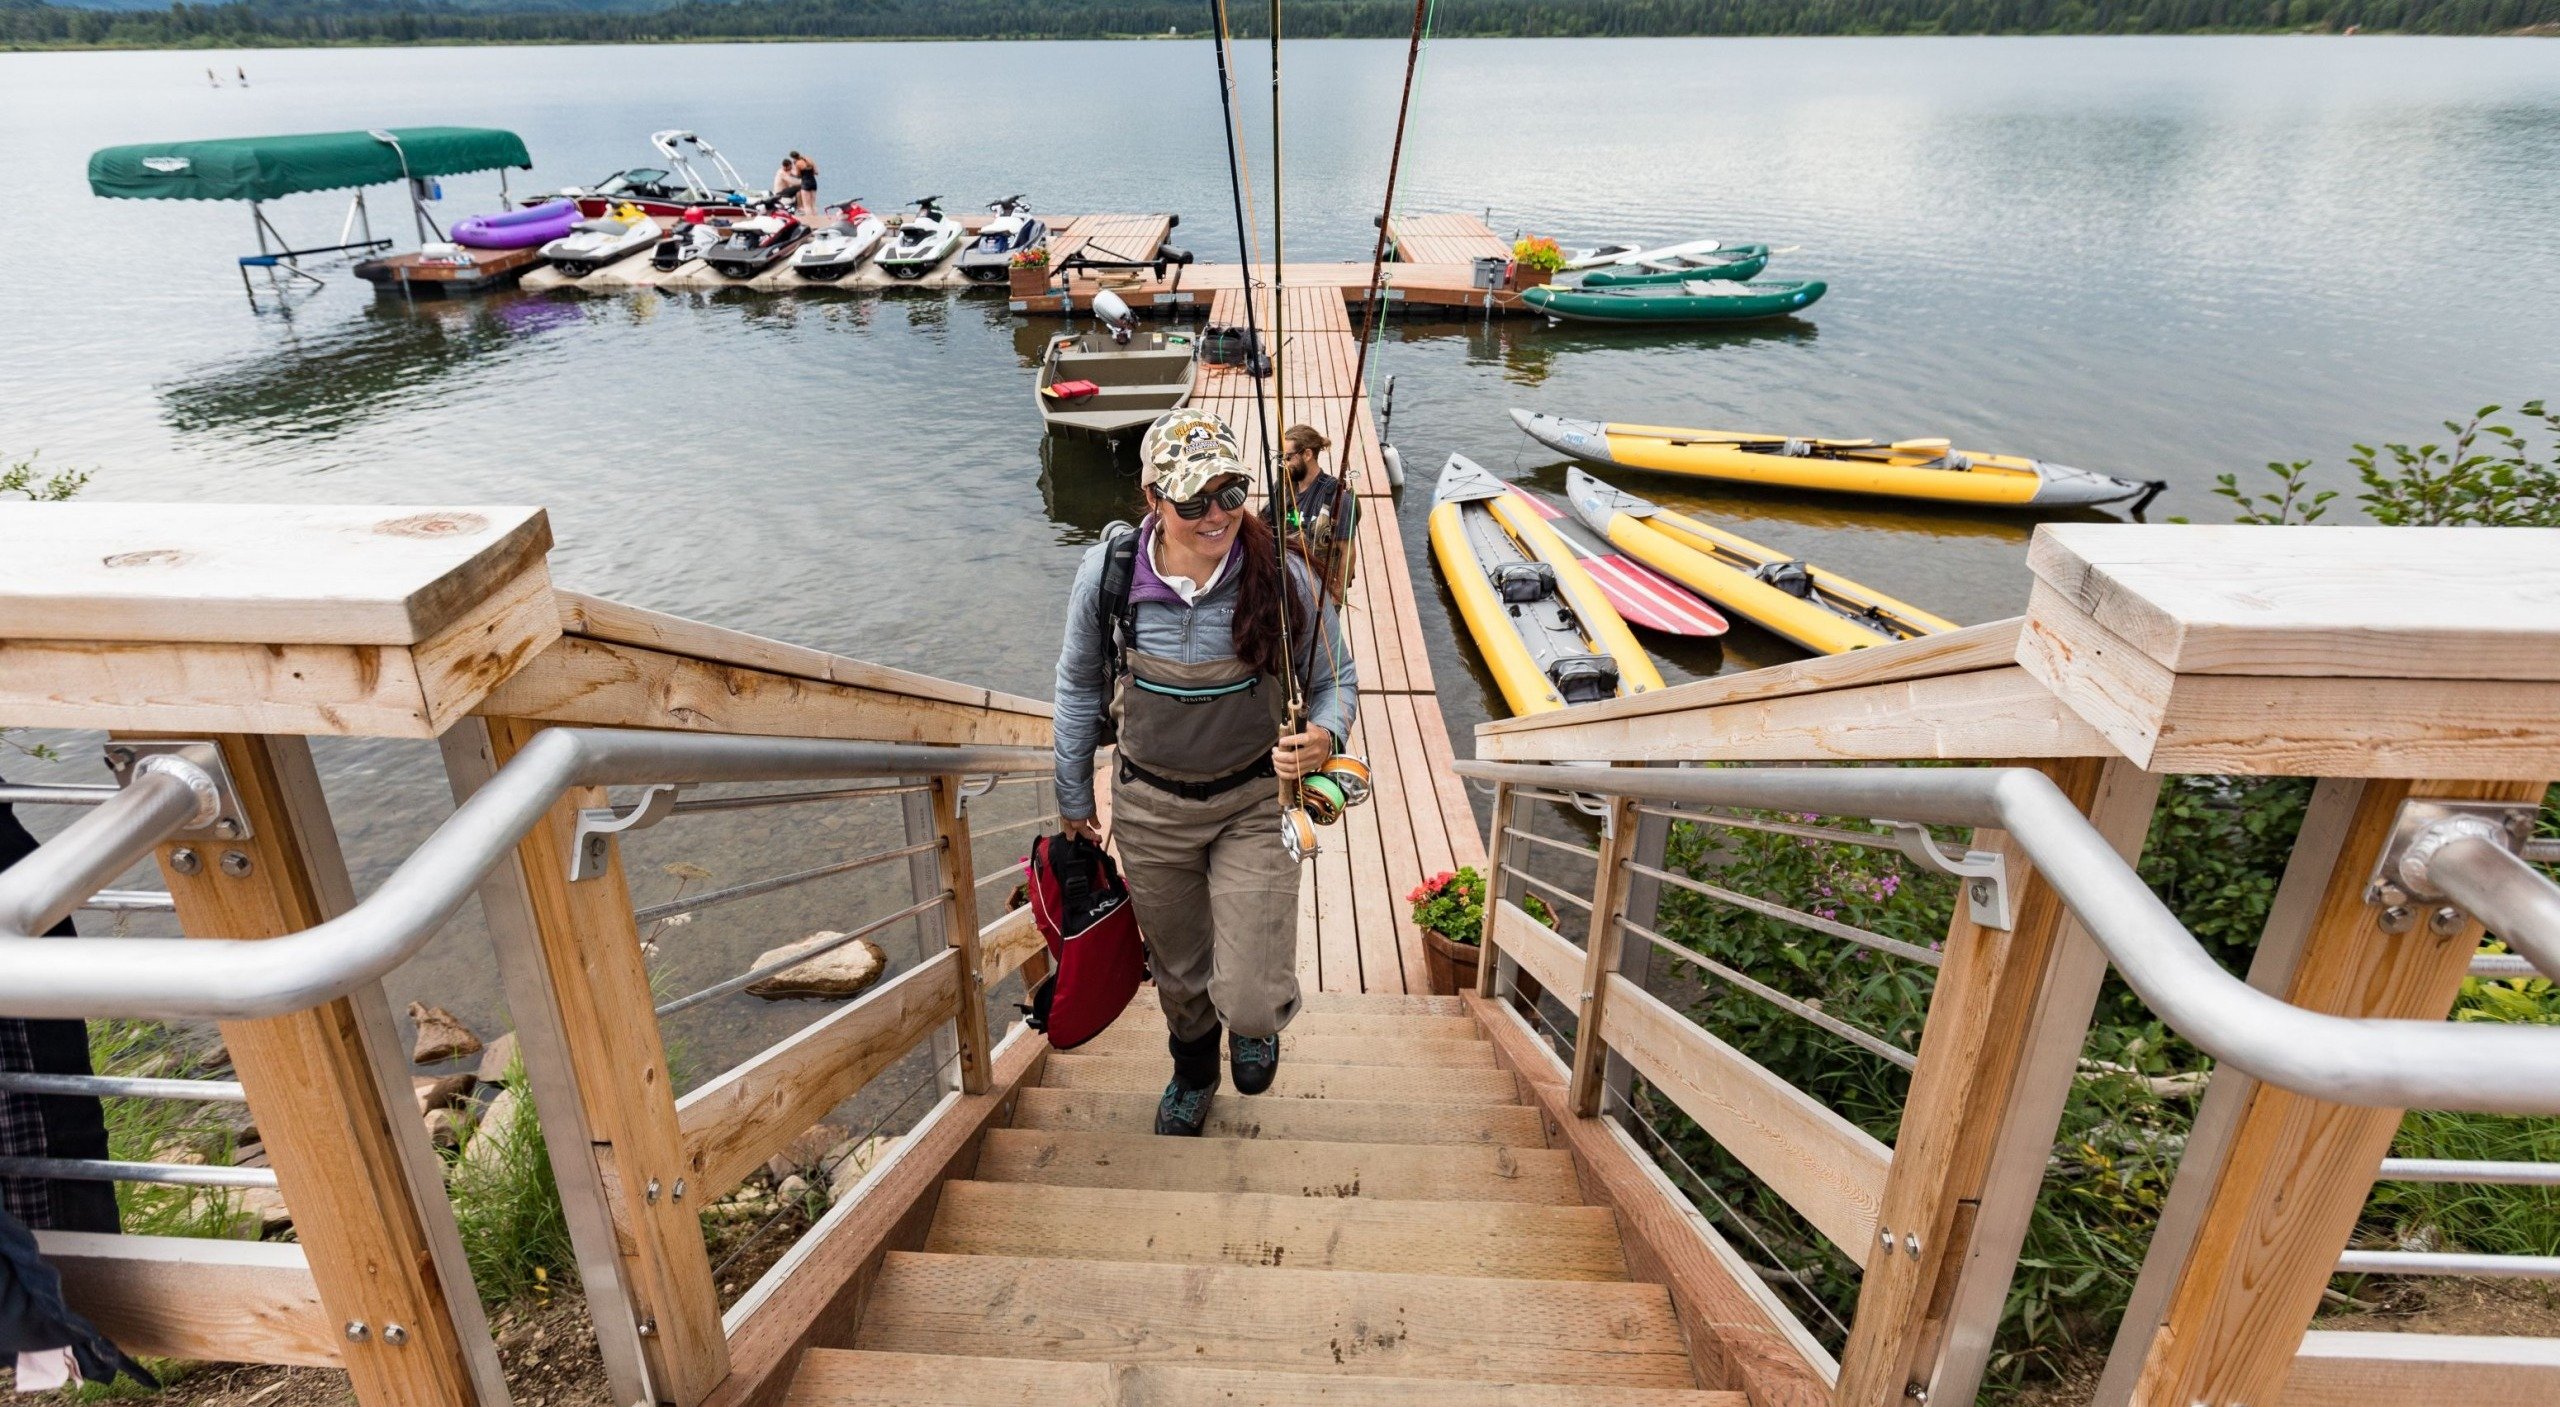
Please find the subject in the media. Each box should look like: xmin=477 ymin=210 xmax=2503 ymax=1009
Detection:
xmin=88 ymin=126 xmax=531 ymax=204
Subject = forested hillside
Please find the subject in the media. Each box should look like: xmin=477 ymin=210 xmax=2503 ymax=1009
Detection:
xmin=6 ymin=0 xmax=2554 ymax=49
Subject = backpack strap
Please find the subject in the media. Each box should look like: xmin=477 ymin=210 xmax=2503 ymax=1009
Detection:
xmin=1094 ymin=521 xmax=1141 ymax=682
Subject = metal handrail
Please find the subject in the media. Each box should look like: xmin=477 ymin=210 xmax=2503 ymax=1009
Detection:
xmin=1459 ymin=760 xmax=2560 ymax=1115
xmin=0 ymin=730 xmax=1047 ymax=1022
xmin=2423 ymin=834 xmax=2560 ymax=979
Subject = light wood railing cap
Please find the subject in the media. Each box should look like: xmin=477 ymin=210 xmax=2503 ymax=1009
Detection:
xmin=0 ymin=504 xmax=559 ymax=737
xmin=2019 ymin=524 xmax=2560 ymax=776
xmin=0 ymin=504 xmax=551 ymax=644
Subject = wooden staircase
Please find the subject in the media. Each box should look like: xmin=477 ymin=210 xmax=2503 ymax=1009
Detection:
xmin=784 ymin=991 xmax=1746 ymax=1406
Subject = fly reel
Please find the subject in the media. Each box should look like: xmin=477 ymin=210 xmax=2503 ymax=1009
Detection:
xmin=1279 ymin=805 xmax=1321 ymax=862
xmin=1291 ymin=754 xmax=1374 ymax=829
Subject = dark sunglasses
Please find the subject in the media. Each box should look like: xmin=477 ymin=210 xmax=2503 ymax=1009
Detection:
xmin=1166 ymin=482 xmax=1250 ymax=520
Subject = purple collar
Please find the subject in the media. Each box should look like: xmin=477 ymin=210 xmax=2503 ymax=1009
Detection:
xmin=1130 ymin=514 xmax=1240 ymax=607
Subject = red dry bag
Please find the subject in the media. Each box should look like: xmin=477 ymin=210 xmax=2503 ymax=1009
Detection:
xmin=1022 ymin=832 xmax=1148 ymax=1049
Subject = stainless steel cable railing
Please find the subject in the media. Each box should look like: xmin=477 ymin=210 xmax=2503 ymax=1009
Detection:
xmin=1461 ymin=760 xmax=2560 ymax=1115
xmin=0 ymin=728 xmax=1049 ymax=1022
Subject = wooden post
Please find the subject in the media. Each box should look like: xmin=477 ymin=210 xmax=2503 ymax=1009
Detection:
xmin=1908 ymin=757 xmax=2161 ymax=1406
xmin=483 ymin=717 xmax=729 ymax=1407
xmin=136 ymin=733 xmax=497 ymax=1407
xmin=932 ymin=774 xmax=992 ymax=1096
xmin=1474 ymin=782 xmax=1515 ymax=1000
xmin=1568 ymin=795 xmax=1641 ymax=1117
xmin=1833 ymin=756 xmax=2127 ymax=1407
xmin=2122 ymin=777 xmax=2549 ymax=1407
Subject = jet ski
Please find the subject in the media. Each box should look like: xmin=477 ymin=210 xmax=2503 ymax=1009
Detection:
xmin=957 ymin=194 xmax=1049 ymax=284
xmin=876 ymin=197 xmax=964 ymax=280
xmin=539 ymin=203 xmax=662 ymax=278
xmin=651 ymin=209 xmax=723 ymax=271
xmin=792 ymin=200 xmax=887 ymax=281
xmin=700 ymin=206 xmax=808 ymax=280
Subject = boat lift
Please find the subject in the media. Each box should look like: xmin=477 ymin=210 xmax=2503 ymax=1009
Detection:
xmin=87 ymin=126 xmax=535 ymax=310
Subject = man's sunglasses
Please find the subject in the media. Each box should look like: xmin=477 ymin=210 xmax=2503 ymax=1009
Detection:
xmin=1166 ymin=482 xmax=1251 ymax=520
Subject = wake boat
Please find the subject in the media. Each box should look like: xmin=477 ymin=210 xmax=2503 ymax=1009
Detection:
xmin=551 ymin=131 xmax=760 ymax=219
xmin=877 ymin=197 xmax=964 ymax=280
xmin=539 ymin=203 xmax=662 ymax=278
xmin=793 ymin=201 xmax=887 ymax=281
xmin=958 ymin=194 xmax=1049 ymax=284
xmin=1035 ymin=289 xmax=1197 ymax=442
xmin=700 ymin=206 xmax=808 ymax=280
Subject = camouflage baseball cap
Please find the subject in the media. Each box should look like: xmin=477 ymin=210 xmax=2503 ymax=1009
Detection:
xmin=1139 ymin=409 xmax=1247 ymax=501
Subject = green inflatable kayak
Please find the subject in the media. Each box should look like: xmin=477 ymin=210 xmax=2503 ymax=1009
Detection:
xmin=1577 ymin=243 xmax=1771 ymax=286
xmin=1522 ymin=278 xmax=1828 ymax=324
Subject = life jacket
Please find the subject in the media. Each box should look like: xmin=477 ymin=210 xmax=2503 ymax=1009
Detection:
xmin=1020 ymin=833 xmax=1148 ymax=1049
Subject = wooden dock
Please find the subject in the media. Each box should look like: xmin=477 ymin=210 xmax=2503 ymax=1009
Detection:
xmin=515 ymin=207 xmax=1545 ymax=316
xmin=526 ymin=210 xmax=1516 ymax=995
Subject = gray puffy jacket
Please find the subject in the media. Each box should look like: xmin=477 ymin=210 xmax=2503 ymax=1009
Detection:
xmin=1053 ymin=523 xmax=1357 ymax=820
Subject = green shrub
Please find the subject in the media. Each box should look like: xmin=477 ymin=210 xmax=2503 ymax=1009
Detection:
xmin=445 ymin=1054 xmax=576 ymax=1304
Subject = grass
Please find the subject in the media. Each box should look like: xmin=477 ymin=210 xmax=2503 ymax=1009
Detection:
xmin=88 ymin=1019 xmax=249 ymax=1241
xmin=445 ymin=1052 xmax=578 ymax=1305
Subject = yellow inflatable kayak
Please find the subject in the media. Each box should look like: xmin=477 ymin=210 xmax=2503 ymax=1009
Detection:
xmin=1515 ymin=409 xmax=2164 ymax=511
xmin=1563 ymin=469 xmax=1955 ymax=655
xmin=1429 ymin=455 xmax=1665 ymax=716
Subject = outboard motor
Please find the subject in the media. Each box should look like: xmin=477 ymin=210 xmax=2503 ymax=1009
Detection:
xmin=1488 ymin=562 xmax=1557 ymax=605
xmin=1093 ymin=287 xmax=1138 ymax=346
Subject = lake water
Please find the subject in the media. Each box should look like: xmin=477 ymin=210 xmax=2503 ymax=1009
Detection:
xmin=4 ymin=35 xmax=2558 ymax=1070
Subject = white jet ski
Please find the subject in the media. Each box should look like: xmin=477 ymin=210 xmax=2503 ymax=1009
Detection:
xmin=877 ymin=196 xmax=965 ymax=280
xmin=957 ymin=194 xmax=1049 ymax=283
xmin=794 ymin=200 xmax=888 ymax=281
xmin=540 ymin=204 xmax=662 ymax=277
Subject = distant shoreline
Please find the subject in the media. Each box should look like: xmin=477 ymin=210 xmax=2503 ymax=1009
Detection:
xmin=7 ymin=26 xmax=2557 ymax=54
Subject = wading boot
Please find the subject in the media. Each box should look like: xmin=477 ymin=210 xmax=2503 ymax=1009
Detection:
xmin=1230 ymin=1031 xmax=1280 ymax=1095
xmin=1155 ymin=1024 xmax=1222 ymax=1137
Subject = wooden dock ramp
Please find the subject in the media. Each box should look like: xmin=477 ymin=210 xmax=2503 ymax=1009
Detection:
xmin=1178 ymin=280 xmax=1482 ymax=997
xmin=786 ymin=989 xmax=1745 ymax=1407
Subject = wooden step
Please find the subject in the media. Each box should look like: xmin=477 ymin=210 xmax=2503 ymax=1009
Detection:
xmin=853 ymin=1253 xmax=1697 ymax=1388
xmin=790 ymin=1350 xmax=1745 ymax=1406
xmin=975 ymin=1126 xmax=1580 ymax=1204
xmin=1108 ymin=1006 xmax=1485 ymax=1043
xmin=1012 ymin=1088 xmax=1549 ymax=1147
xmin=1071 ymin=1025 xmax=1498 ymax=1068
xmin=927 ymin=1180 xmax=1627 ymax=1280
xmin=1042 ymin=1054 xmax=1520 ymax=1105
xmin=1296 ymin=991 xmax=1469 ymax=1017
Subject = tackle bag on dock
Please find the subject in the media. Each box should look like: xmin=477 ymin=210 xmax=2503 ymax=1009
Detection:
xmin=1021 ymin=832 xmax=1147 ymax=1049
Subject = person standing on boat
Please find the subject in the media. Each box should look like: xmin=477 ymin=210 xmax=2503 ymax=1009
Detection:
xmin=1283 ymin=423 xmax=1358 ymax=591
xmin=791 ymin=154 xmax=819 ymax=219
xmin=1053 ymin=409 xmax=1356 ymax=1137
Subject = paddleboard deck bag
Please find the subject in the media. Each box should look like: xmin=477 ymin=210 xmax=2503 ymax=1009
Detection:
xmin=1020 ymin=833 xmax=1149 ymax=1050
xmin=1547 ymin=653 xmax=1621 ymax=705
xmin=1490 ymin=562 xmax=1558 ymax=604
